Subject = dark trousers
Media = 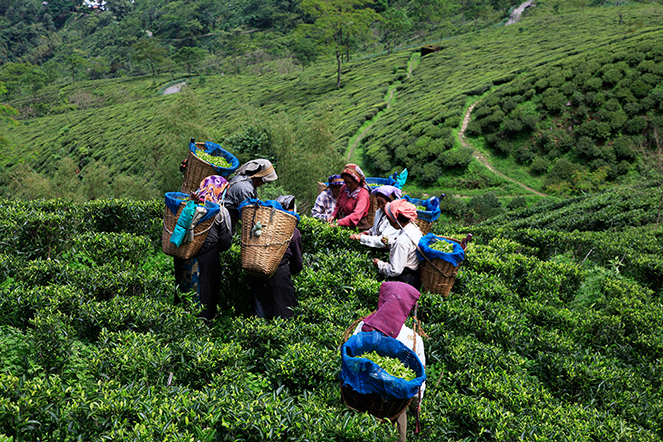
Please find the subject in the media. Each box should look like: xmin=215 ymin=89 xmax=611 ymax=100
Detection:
xmin=196 ymin=241 xmax=222 ymax=321
xmin=391 ymin=267 xmax=421 ymax=290
xmin=173 ymin=221 xmax=232 ymax=321
xmin=249 ymin=259 xmax=296 ymax=319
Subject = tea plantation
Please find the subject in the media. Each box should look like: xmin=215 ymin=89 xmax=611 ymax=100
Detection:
xmin=1 ymin=181 xmax=662 ymax=441
xmin=4 ymin=3 xmax=663 ymax=204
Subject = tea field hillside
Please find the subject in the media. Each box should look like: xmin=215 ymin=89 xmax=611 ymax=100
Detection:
xmin=0 ymin=180 xmax=662 ymax=441
xmin=2 ymin=2 xmax=663 ymax=206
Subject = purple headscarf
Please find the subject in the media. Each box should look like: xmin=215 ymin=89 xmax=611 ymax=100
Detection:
xmin=195 ymin=175 xmax=228 ymax=204
xmin=372 ymin=185 xmax=402 ymax=201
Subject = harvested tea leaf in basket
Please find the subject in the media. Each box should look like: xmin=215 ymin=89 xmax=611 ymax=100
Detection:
xmin=196 ymin=149 xmax=232 ymax=168
xmin=355 ymin=351 xmax=416 ymax=381
xmin=415 ymin=205 xmax=427 ymax=211
xmin=430 ymin=239 xmax=455 ymax=253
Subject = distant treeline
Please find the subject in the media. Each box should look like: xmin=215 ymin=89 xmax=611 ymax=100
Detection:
xmin=2 ymin=0 xmax=533 ymax=90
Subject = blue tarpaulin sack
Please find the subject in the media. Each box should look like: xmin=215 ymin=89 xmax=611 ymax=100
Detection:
xmin=366 ymin=176 xmax=397 ymax=191
xmin=341 ymin=331 xmax=426 ymax=400
xmin=417 ymin=233 xmax=465 ymax=267
xmin=403 ymin=195 xmax=442 ymax=223
xmin=237 ymin=198 xmax=300 ymax=225
xmin=190 ymin=141 xmax=240 ymax=177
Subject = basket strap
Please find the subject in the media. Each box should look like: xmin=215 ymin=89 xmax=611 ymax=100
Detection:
xmin=163 ymin=218 xmax=215 ymax=237
xmin=249 ymin=205 xmax=258 ymax=239
xmin=240 ymin=239 xmax=291 ymax=248
xmin=406 ymin=234 xmax=452 ymax=278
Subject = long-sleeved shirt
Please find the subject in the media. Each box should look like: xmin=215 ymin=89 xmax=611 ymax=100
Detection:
xmin=376 ymin=222 xmax=423 ymax=278
xmin=331 ymin=184 xmax=370 ymax=227
xmin=223 ymin=175 xmax=257 ymax=231
xmin=359 ymin=208 xmax=399 ymax=249
xmin=310 ymin=188 xmax=337 ymax=220
xmin=283 ymin=228 xmax=303 ymax=275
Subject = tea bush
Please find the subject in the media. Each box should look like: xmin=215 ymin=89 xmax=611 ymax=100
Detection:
xmin=1 ymin=193 xmax=663 ymax=440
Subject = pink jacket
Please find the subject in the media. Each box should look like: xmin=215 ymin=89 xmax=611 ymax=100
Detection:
xmin=332 ymin=184 xmax=370 ymax=227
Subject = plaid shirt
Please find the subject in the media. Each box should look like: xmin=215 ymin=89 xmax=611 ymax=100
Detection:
xmin=310 ymin=188 xmax=336 ymax=220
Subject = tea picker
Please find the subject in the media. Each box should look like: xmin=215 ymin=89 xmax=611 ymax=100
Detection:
xmin=340 ymin=281 xmax=427 ymax=442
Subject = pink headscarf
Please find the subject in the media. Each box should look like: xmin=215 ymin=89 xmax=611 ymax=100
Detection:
xmin=385 ymin=199 xmax=418 ymax=223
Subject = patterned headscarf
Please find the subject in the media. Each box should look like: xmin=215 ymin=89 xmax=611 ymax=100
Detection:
xmin=340 ymin=164 xmax=366 ymax=184
xmin=372 ymin=185 xmax=402 ymax=201
xmin=328 ymin=175 xmax=345 ymax=187
xmin=385 ymin=199 xmax=418 ymax=224
xmin=195 ymin=175 xmax=228 ymax=204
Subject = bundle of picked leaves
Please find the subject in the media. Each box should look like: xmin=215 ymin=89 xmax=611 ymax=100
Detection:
xmin=196 ymin=149 xmax=232 ymax=168
xmin=356 ymin=351 xmax=416 ymax=381
xmin=429 ymin=239 xmax=455 ymax=253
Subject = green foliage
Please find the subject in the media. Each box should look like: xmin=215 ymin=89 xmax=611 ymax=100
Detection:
xmin=0 ymin=194 xmax=662 ymax=440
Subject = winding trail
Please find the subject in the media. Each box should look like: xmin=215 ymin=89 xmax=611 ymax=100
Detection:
xmin=163 ymin=82 xmax=186 ymax=95
xmin=459 ymin=100 xmax=547 ymax=197
xmin=506 ymin=0 xmax=535 ymax=25
xmin=347 ymin=53 xmax=420 ymax=161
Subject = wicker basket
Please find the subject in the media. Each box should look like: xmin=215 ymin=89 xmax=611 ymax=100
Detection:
xmin=341 ymin=384 xmax=412 ymax=422
xmin=413 ymin=217 xmax=433 ymax=235
xmin=339 ymin=317 xmax=417 ymax=423
xmin=365 ymin=192 xmax=378 ymax=228
xmin=162 ymin=203 xmax=216 ymax=260
xmin=419 ymin=236 xmax=462 ymax=297
xmin=317 ymin=181 xmax=328 ymax=195
xmin=240 ymin=204 xmax=298 ymax=279
xmin=181 ymin=142 xmax=238 ymax=194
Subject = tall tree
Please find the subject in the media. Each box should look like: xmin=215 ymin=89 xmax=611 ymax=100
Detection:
xmin=132 ymin=38 xmax=167 ymax=76
xmin=377 ymin=7 xmax=411 ymax=55
xmin=173 ymin=46 xmax=207 ymax=75
xmin=297 ymin=0 xmax=381 ymax=88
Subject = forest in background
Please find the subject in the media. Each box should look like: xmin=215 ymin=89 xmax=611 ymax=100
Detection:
xmin=1 ymin=0 xmax=663 ymax=221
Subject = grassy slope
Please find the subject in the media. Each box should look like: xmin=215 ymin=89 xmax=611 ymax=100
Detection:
xmin=2 ymin=3 xmax=662 ymax=199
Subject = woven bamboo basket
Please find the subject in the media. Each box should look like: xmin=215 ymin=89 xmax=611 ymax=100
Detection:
xmin=365 ymin=192 xmax=378 ymax=227
xmin=162 ymin=204 xmax=216 ymax=260
xmin=317 ymin=181 xmax=328 ymax=195
xmin=181 ymin=143 xmax=218 ymax=194
xmin=419 ymin=236 xmax=462 ymax=297
xmin=413 ymin=217 xmax=433 ymax=235
xmin=341 ymin=384 xmax=412 ymax=422
xmin=241 ymin=204 xmax=298 ymax=279
xmin=339 ymin=317 xmax=417 ymax=423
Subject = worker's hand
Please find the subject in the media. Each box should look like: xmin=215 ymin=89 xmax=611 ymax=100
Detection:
xmin=372 ymin=258 xmax=380 ymax=268
xmin=381 ymin=236 xmax=389 ymax=245
xmin=350 ymin=234 xmax=361 ymax=241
